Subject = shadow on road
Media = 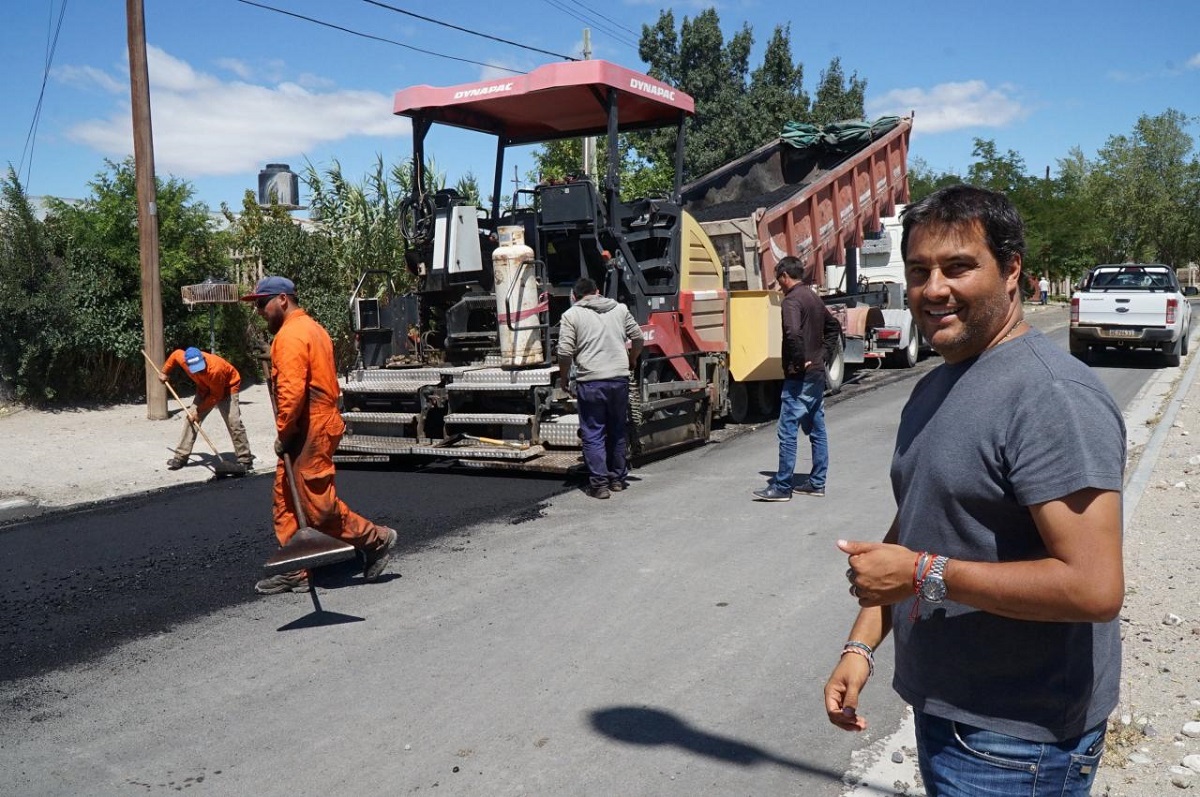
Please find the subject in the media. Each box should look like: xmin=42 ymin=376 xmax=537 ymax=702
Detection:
xmin=589 ymin=705 xmax=842 ymax=782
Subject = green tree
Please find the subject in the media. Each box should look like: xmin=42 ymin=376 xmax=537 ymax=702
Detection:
xmin=809 ymin=57 xmax=866 ymax=127
xmin=28 ymin=158 xmax=232 ymax=403
xmin=1087 ymin=109 xmax=1200 ymax=265
xmin=906 ymin=156 xmax=963 ymax=203
xmin=0 ymin=167 xmax=72 ymax=402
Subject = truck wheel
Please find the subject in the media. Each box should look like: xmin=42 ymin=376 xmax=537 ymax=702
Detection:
xmin=752 ymin=381 xmax=780 ymax=419
xmin=728 ymin=380 xmax=750 ymax=424
xmin=1068 ymin=334 xmax=1091 ymax=364
xmin=887 ymin=322 xmax=919 ymax=369
xmin=825 ymin=339 xmax=845 ymax=394
xmin=1165 ymin=335 xmax=1183 ymax=367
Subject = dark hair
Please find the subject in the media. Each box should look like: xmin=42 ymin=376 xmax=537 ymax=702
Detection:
xmin=572 ymin=276 xmax=598 ymax=298
xmin=774 ymin=256 xmax=809 ymax=284
xmin=900 ymin=184 xmax=1026 ymax=271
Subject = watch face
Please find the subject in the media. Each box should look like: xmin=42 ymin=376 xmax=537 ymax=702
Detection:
xmin=921 ymin=577 xmax=947 ymax=602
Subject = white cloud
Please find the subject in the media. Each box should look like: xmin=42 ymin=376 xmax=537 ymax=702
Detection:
xmin=1187 ymin=53 xmax=1200 ymax=69
xmin=215 ymin=58 xmax=254 ymax=80
xmin=866 ymin=80 xmax=1028 ymax=134
xmin=61 ymin=46 xmax=408 ymax=177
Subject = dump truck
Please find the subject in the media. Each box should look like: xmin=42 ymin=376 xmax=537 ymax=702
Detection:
xmin=337 ymin=59 xmax=912 ymax=470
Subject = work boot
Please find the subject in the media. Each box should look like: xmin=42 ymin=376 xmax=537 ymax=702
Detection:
xmin=363 ymin=527 xmax=398 ymax=582
xmin=238 ymin=455 xmax=256 ymax=469
xmin=166 ymin=457 xmax=187 ymax=470
xmin=609 ymin=481 xmax=627 ymax=493
xmin=586 ymin=485 xmax=611 ymax=499
xmin=254 ymin=570 xmax=310 ymax=594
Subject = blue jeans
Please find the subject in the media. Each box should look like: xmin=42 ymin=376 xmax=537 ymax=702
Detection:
xmin=771 ymin=374 xmax=827 ymax=491
xmin=914 ymin=711 xmax=1106 ymax=797
xmin=576 ymin=379 xmax=630 ymax=490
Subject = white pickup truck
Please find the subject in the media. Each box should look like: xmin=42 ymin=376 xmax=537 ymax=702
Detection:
xmin=1069 ymin=263 xmax=1198 ymax=366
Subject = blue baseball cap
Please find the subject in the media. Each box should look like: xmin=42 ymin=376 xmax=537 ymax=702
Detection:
xmin=240 ymin=275 xmax=295 ymax=301
xmin=184 ymin=347 xmax=207 ymax=373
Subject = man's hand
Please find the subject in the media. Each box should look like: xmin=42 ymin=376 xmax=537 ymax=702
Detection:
xmin=824 ymin=655 xmax=870 ymax=732
xmin=187 ymin=410 xmax=198 ymax=425
xmin=840 ymin=539 xmax=918 ymax=606
xmin=157 ymin=373 xmax=168 ymax=384
xmin=274 ymin=436 xmax=299 ymax=459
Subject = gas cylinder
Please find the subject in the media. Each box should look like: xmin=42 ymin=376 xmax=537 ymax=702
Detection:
xmin=492 ymin=225 xmax=543 ymax=366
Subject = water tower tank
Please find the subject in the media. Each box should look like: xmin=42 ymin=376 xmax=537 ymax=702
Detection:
xmin=258 ymin=163 xmax=299 ymax=207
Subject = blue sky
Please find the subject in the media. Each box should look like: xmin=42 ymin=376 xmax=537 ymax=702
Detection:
xmin=4 ymin=0 xmax=1199 ymax=210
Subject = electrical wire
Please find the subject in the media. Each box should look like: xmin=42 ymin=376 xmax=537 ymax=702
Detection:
xmin=20 ymin=0 xmax=69 ymax=188
xmin=542 ymin=0 xmax=637 ymax=49
xmin=235 ymin=0 xmax=527 ymax=74
xmin=564 ymin=0 xmax=637 ymax=37
xmin=361 ymin=0 xmax=576 ymax=61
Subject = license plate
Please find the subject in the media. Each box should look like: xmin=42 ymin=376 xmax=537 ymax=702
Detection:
xmin=1104 ymin=329 xmax=1139 ymax=337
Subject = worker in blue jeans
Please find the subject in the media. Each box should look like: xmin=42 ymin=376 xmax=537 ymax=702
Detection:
xmin=754 ymin=256 xmax=840 ymax=501
xmin=826 ymin=186 xmax=1124 ymax=796
xmin=558 ymin=277 xmax=644 ymax=499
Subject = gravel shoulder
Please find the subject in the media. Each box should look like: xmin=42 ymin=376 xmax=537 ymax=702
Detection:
xmin=1095 ymin=350 xmax=1200 ymax=795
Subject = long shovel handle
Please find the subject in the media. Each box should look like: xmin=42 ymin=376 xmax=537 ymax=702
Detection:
xmin=141 ymin=349 xmax=223 ymax=456
xmin=281 ymin=453 xmax=311 ymax=530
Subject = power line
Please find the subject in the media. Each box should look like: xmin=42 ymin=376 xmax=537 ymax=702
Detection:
xmin=361 ymin=0 xmax=577 ymax=61
xmin=20 ymin=0 xmax=70 ymax=188
xmin=235 ymin=0 xmax=526 ymax=74
xmin=540 ymin=0 xmax=638 ymax=50
xmin=565 ymin=0 xmax=638 ymax=37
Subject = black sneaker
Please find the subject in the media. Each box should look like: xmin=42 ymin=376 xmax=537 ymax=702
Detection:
xmin=254 ymin=571 xmax=310 ymax=594
xmin=363 ymin=527 xmax=398 ymax=582
xmin=166 ymin=457 xmax=187 ymax=470
xmin=752 ymin=486 xmax=791 ymax=502
xmin=793 ymin=482 xmax=825 ymax=497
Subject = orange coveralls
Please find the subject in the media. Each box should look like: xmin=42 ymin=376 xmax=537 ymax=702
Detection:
xmin=163 ymin=348 xmax=242 ymax=411
xmin=270 ymin=309 xmax=388 ymax=550
xmin=162 ymin=349 xmax=253 ymax=463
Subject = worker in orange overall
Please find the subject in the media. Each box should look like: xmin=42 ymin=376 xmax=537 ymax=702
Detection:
xmin=160 ymin=347 xmax=255 ymax=470
xmin=240 ymin=276 xmax=398 ymax=595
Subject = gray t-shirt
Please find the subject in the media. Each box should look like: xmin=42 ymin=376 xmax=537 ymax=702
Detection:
xmin=890 ymin=328 xmax=1125 ymax=742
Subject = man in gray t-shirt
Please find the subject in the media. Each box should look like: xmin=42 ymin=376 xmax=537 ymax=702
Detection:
xmin=823 ymin=185 xmax=1125 ymax=797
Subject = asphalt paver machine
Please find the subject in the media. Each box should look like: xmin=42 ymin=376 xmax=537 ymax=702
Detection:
xmin=339 ymin=60 xmax=730 ymax=471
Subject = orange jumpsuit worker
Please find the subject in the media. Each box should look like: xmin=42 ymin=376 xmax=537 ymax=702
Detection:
xmin=160 ymin=347 xmax=255 ymax=470
xmin=240 ymin=275 xmax=398 ymax=595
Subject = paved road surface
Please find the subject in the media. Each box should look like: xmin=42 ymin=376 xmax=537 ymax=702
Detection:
xmin=0 ymin=303 xmax=1185 ymax=796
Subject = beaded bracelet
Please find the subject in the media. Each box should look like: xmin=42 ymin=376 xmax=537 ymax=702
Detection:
xmin=841 ymin=640 xmax=875 ymax=677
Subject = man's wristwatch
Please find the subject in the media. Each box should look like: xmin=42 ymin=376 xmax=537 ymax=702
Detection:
xmin=920 ymin=555 xmax=949 ymax=603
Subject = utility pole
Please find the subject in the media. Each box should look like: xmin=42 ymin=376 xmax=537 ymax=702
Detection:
xmin=581 ymin=28 xmax=595 ymax=179
xmin=126 ymin=0 xmax=167 ymax=419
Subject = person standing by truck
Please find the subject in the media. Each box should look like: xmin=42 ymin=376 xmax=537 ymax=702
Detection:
xmin=160 ymin=347 xmax=255 ymax=471
xmin=824 ymin=185 xmax=1125 ymax=796
xmin=753 ymin=256 xmax=841 ymax=502
xmin=241 ymin=276 xmax=398 ymax=594
xmin=557 ymin=276 xmax=644 ymax=499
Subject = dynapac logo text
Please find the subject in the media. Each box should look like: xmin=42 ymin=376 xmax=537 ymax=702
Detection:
xmin=453 ymin=82 xmax=514 ymax=99
xmin=629 ymin=78 xmax=675 ymax=101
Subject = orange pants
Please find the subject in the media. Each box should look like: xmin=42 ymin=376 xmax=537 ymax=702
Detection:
xmin=272 ymin=418 xmax=387 ymax=551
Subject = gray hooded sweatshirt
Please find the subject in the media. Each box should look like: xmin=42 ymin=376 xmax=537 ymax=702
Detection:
xmin=557 ymin=295 xmax=643 ymax=382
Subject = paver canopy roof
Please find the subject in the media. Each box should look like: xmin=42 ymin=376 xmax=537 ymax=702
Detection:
xmin=393 ymin=60 xmax=694 ymax=144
